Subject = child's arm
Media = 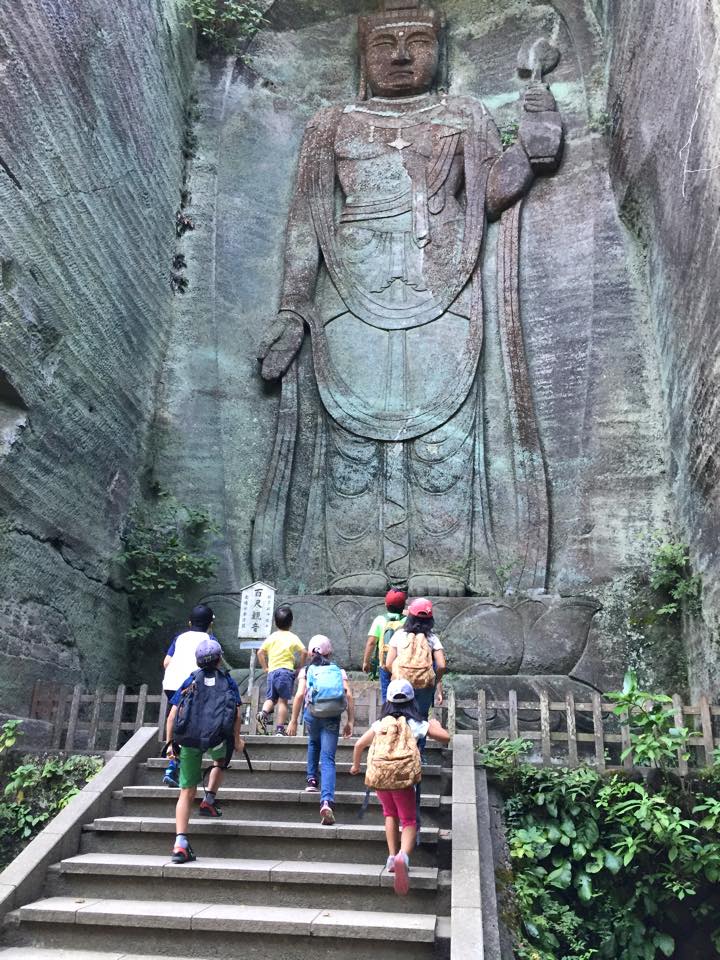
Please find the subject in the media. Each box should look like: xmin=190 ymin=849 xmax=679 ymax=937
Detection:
xmin=163 ymin=654 xmax=172 ymax=669
xmin=286 ymin=675 xmax=307 ymax=737
xmin=257 ymin=646 xmax=269 ymax=671
xmin=362 ymin=632 xmax=376 ymax=673
xmin=349 ymin=728 xmax=375 ymax=774
xmin=427 ymin=718 xmax=451 ymax=746
xmin=296 ymin=642 xmax=307 ymax=668
xmin=342 ymin=680 xmax=355 ymax=739
xmin=384 ymin=645 xmax=397 ymax=673
xmin=165 ymin=705 xmax=178 ymax=755
xmin=432 ymin=648 xmax=446 ymax=682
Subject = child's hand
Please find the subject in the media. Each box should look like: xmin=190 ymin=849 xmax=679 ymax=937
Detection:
xmin=286 ymin=720 xmax=297 ymax=737
xmin=235 ymin=736 xmax=246 ymax=753
xmin=342 ymin=722 xmax=353 ymax=739
xmin=349 ymin=762 xmax=360 ymax=775
xmin=166 ymin=744 xmax=175 ymax=760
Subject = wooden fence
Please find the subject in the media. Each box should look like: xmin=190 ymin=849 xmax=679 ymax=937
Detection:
xmin=28 ymin=680 xmax=720 ymax=770
xmin=28 ymin=679 xmax=385 ymax=752
xmin=446 ymin=689 xmax=720 ymax=772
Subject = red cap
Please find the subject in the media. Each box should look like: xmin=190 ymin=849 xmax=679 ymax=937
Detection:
xmin=408 ymin=597 xmax=433 ymax=618
xmin=385 ymin=588 xmax=407 ymax=609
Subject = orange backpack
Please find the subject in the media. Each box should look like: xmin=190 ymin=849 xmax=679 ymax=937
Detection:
xmin=365 ymin=715 xmax=422 ymax=791
xmin=391 ymin=631 xmax=435 ymax=689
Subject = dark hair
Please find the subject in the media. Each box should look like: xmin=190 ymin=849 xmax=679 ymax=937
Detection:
xmin=309 ymin=653 xmax=331 ymax=668
xmin=381 ymin=698 xmax=425 ymax=724
xmin=386 ymin=603 xmax=405 ymax=615
xmin=274 ymin=605 xmax=293 ymax=629
xmin=190 ymin=604 xmax=214 ymax=631
xmin=403 ymin=613 xmax=435 ymax=636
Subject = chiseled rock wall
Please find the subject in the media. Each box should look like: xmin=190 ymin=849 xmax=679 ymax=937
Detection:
xmin=0 ymin=1 xmax=194 ymax=711
xmin=606 ymin=0 xmax=720 ymax=696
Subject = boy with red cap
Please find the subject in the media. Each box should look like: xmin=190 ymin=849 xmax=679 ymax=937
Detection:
xmin=362 ymin=588 xmax=407 ymax=704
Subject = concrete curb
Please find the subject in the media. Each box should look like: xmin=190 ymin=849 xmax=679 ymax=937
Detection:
xmin=0 ymin=726 xmax=158 ymax=921
xmin=450 ymin=734 xmax=483 ymax=959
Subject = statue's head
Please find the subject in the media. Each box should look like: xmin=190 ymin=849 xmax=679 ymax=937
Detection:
xmin=358 ymin=0 xmax=443 ymax=99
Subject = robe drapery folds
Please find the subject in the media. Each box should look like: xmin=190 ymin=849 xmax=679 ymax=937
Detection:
xmin=252 ymin=96 xmax=549 ymax=595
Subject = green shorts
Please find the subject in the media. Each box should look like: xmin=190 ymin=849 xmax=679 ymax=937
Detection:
xmin=178 ymin=743 xmax=228 ymax=789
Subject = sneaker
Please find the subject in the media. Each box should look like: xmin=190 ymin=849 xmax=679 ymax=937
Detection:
xmin=305 ymin=778 xmax=319 ymax=793
xmin=171 ymin=842 xmax=196 ymax=864
xmin=393 ymin=851 xmax=409 ymax=896
xmin=256 ymin=711 xmax=269 ymax=735
xmin=320 ymin=802 xmax=335 ymax=826
xmin=198 ymin=800 xmax=222 ymax=818
xmin=162 ymin=772 xmax=178 ymax=788
xmin=385 ymin=854 xmax=395 ymax=873
xmin=275 ymin=727 xmax=287 ymax=737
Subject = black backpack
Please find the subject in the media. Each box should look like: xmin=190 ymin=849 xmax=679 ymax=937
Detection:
xmin=173 ymin=668 xmax=238 ymax=753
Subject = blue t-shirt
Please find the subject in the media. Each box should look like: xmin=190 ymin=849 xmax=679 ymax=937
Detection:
xmin=169 ymin=671 xmax=241 ymax=707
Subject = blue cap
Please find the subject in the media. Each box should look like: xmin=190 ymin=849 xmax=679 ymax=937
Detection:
xmin=196 ymin=637 xmax=223 ymax=667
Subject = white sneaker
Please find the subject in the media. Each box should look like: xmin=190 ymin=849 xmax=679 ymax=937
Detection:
xmin=385 ymin=855 xmax=395 ymax=873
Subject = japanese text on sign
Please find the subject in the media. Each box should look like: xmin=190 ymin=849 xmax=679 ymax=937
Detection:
xmin=237 ymin=581 xmax=275 ymax=639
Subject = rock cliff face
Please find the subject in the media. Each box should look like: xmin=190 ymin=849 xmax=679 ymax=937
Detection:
xmin=0 ymin=1 xmax=194 ymax=711
xmin=606 ymin=0 xmax=720 ymax=696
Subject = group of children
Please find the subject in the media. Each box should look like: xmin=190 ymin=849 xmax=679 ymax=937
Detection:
xmin=160 ymin=590 xmax=450 ymax=895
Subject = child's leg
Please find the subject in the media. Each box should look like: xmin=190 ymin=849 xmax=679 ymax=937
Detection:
xmin=261 ymin=698 xmax=275 ymax=715
xmin=175 ymin=787 xmax=194 ymax=836
xmin=276 ymin=697 xmax=289 ymax=727
xmin=384 ymin=815 xmax=401 ymax=856
xmin=394 ymin=787 xmax=418 ymax=855
xmin=318 ymin=718 xmax=339 ymax=805
xmin=306 ymin=714 xmax=320 ymax=783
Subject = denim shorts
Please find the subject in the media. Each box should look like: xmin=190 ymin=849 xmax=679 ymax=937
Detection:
xmin=266 ymin=668 xmax=295 ymax=702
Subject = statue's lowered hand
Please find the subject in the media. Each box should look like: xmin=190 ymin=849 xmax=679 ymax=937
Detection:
xmin=257 ymin=311 xmax=305 ymax=381
xmin=522 ymin=82 xmax=557 ymax=114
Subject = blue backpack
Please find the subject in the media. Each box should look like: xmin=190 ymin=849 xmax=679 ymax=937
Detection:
xmin=306 ymin=663 xmax=347 ymax=718
xmin=173 ymin=669 xmax=238 ymax=753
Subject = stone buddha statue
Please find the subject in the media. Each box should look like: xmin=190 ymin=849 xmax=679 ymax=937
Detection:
xmin=254 ymin=0 xmax=563 ymax=598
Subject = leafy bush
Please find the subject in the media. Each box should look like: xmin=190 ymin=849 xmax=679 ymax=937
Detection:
xmin=0 ymin=722 xmax=102 ymax=869
xmin=482 ymin=731 xmax=720 ymax=958
xmin=648 ymin=537 xmax=702 ymax=618
xmin=119 ymin=493 xmax=219 ymax=644
xmin=608 ymin=670 xmax=690 ymax=769
xmin=184 ymin=0 xmax=266 ymax=51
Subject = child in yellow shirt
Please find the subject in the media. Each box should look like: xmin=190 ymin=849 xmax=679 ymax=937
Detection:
xmin=257 ymin=606 xmax=306 ymax=735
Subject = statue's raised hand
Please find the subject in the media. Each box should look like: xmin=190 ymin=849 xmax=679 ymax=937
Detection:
xmin=257 ymin=311 xmax=305 ymax=381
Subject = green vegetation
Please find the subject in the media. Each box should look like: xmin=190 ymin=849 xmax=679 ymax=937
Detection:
xmin=648 ymin=537 xmax=702 ymax=618
xmin=119 ymin=492 xmax=219 ymax=645
xmin=184 ymin=0 xmax=266 ymax=52
xmin=0 ymin=721 xmax=102 ymax=869
xmin=480 ymin=673 xmax=720 ymax=959
xmin=500 ymin=119 xmax=520 ymax=149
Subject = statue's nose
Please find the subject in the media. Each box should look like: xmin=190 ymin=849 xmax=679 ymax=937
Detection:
xmin=391 ymin=41 xmax=412 ymax=64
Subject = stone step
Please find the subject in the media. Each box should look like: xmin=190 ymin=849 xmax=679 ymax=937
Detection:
xmin=0 ymin=951 xmax=212 ymax=960
xmin=46 ymin=853 xmax=448 ymax=914
xmin=80 ymin=817 xmax=446 ymax=868
xmin=12 ymin=897 xmax=446 ymax=959
xmin=211 ymin=735 xmax=445 ymax=762
xmin=110 ymin=786 xmax=447 ymax=825
xmin=141 ymin=756 xmax=447 ymax=790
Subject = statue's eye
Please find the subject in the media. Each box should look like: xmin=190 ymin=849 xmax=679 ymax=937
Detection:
xmin=407 ymin=34 xmax=432 ymax=45
xmin=371 ymin=36 xmax=395 ymax=48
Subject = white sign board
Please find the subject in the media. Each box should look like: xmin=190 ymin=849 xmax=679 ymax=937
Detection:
xmin=237 ymin=581 xmax=275 ymax=639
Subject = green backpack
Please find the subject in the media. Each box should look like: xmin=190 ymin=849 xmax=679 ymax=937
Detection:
xmin=369 ymin=616 xmax=406 ymax=679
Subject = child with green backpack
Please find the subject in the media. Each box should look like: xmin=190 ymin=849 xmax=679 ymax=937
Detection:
xmin=362 ymin=588 xmax=407 ymax=703
xmin=349 ymin=678 xmax=450 ymax=896
xmin=287 ymin=635 xmax=354 ymax=825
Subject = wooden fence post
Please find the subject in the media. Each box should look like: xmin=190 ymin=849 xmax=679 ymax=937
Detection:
xmin=477 ymin=690 xmax=487 ymax=746
xmin=87 ymin=689 xmax=103 ymax=751
xmin=447 ymin=687 xmax=456 ymax=737
xmin=109 ymin=684 xmax=126 ymax=752
xmin=134 ymin=684 xmax=148 ymax=731
xmin=540 ymin=691 xmax=551 ymax=766
xmin=620 ymin=709 xmax=632 ymax=769
xmin=672 ymin=693 xmax=689 ymax=776
xmin=64 ymin=685 xmax=82 ymax=752
xmin=566 ymin=692 xmax=578 ymax=768
xmin=51 ymin=690 xmax=66 ymax=750
xmin=591 ymin=692 xmax=605 ymax=773
xmin=508 ymin=689 xmax=519 ymax=741
xmin=698 ymin=695 xmax=715 ymax=766
xmin=157 ymin=691 xmax=168 ymax=742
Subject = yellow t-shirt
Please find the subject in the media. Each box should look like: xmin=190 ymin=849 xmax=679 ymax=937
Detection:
xmin=261 ymin=630 xmax=305 ymax=672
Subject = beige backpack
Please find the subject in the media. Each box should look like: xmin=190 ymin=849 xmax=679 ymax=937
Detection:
xmin=391 ymin=631 xmax=435 ymax=689
xmin=365 ymin=715 xmax=422 ymax=791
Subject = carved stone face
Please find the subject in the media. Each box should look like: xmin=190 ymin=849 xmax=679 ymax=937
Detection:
xmin=364 ymin=24 xmax=439 ymax=98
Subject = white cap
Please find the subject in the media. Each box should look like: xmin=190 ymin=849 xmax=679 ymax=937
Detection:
xmin=386 ymin=678 xmax=414 ymax=703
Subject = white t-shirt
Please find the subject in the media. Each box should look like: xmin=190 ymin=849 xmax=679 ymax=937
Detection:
xmin=372 ymin=717 xmax=429 ymax=740
xmin=389 ymin=629 xmax=443 ymax=652
xmin=162 ymin=630 xmax=208 ymax=691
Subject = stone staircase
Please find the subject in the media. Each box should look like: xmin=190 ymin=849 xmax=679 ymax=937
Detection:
xmin=0 ymin=735 xmax=455 ymax=960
